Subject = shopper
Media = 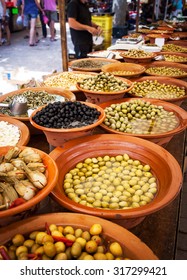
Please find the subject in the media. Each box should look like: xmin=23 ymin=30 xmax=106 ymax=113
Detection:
xmin=22 ymin=0 xmax=44 ymax=46
xmin=42 ymin=0 xmax=58 ymax=42
xmin=0 ymin=0 xmax=11 ymax=46
xmin=39 ymin=0 xmax=47 ymax=39
xmin=67 ymin=0 xmax=102 ymax=59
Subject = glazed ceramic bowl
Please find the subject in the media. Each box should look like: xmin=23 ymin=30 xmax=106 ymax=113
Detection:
xmin=101 ymin=62 xmax=146 ymax=78
xmin=0 ymin=87 xmax=76 ymax=134
xmin=0 ymin=116 xmax=30 ymax=146
xmin=50 ymin=134 xmax=182 ymax=229
xmin=0 ymin=212 xmax=158 ymax=260
xmin=144 ymin=61 xmax=187 ymax=79
xmin=128 ymin=76 xmax=187 ymax=106
xmin=0 ymin=146 xmax=58 ymax=226
xmin=76 ymin=77 xmax=134 ymax=104
xmin=99 ymin=98 xmax=187 ymax=146
xmin=29 ymin=101 xmax=105 ymax=147
xmin=68 ymin=58 xmax=120 ymax=72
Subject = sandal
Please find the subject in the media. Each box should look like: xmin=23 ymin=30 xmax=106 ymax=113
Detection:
xmin=50 ymin=38 xmax=57 ymax=42
xmin=29 ymin=43 xmax=37 ymax=47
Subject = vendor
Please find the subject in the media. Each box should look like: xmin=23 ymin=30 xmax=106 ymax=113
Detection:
xmin=67 ymin=0 xmax=102 ymax=59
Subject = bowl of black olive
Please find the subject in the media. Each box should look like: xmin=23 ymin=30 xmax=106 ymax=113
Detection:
xmin=29 ymin=101 xmax=105 ymax=147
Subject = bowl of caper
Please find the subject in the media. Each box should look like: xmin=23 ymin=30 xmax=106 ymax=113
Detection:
xmin=0 ymin=212 xmax=158 ymax=260
xmin=128 ymin=76 xmax=187 ymax=106
xmin=49 ymin=134 xmax=182 ymax=229
xmin=76 ymin=72 xmax=134 ymax=104
xmin=99 ymin=98 xmax=187 ymax=146
xmin=29 ymin=101 xmax=105 ymax=147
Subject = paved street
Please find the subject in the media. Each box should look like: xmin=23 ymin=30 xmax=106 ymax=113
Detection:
xmin=0 ymin=23 xmax=74 ymax=93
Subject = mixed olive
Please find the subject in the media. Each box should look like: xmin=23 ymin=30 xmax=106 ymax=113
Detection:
xmin=121 ymin=50 xmax=154 ymax=58
xmin=0 ymin=223 xmax=129 ymax=260
xmin=0 ymin=90 xmax=67 ymax=117
xmin=162 ymin=44 xmax=187 ymax=53
xmin=32 ymin=101 xmax=101 ymax=129
xmin=129 ymin=80 xmax=186 ymax=99
xmin=103 ymin=99 xmax=179 ymax=134
xmin=163 ymin=54 xmax=187 ymax=63
xmin=63 ymin=153 xmax=158 ymax=210
xmin=145 ymin=66 xmax=186 ymax=76
xmin=78 ymin=72 xmax=130 ymax=92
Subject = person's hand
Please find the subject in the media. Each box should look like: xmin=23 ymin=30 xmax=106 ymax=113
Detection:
xmin=97 ymin=26 xmax=103 ymax=36
xmin=87 ymin=26 xmax=99 ymax=36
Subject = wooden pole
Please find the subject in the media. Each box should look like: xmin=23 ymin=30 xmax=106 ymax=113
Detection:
xmin=58 ymin=0 xmax=68 ymax=71
xmin=136 ymin=0 xmax=140 ymax=32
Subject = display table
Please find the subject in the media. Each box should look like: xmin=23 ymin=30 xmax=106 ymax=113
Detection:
xmin=27 ymin=101 xmax=187 ymax=260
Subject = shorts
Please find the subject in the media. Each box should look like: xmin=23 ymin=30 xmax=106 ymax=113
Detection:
xmin=45 ymin=11 xmax=58 ymax=22
xmin=0 ymin=16 xmax=9 ymax=26
xmin=23 ymin=13 xmax=38 ymax=27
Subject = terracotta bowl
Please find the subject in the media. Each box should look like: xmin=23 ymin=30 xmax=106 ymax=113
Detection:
xmin=0 ymin=116 xmax=30 ymax=146
xmin=69 ymin=58 xmax=120 ymax=72
xmin=99 ymin=98 xmax=187 ymax=146
xmin=0 ymin=146 xmax=58 ymax=227
xmin=0 ymin=87 xmax=76 ymax=134
xmin=128 ymin=76 xmax=187 ymax=106
xmin=49 ymin=134 xmax=182 ymax=229
xmin=146 ymin=33 xmax=170 ymax=44
xmin=0 ymin=212 xmax=158 ymax=260
xmin=120 ymin=51 xmax=157 ymax=64
xmin=144 ymin=61 xmax=187 ymax=79
xmin=76 ymin=77 xmax=134 ymax=104
xmin=101 ymin=62 xmax=146 ymax=78
xmin=157 ymin=26 xmax=175 ymax=32
xmin=155 ymin=52 xmax=187 ymax=64
xmin=29 ymin=101 xmax=105 ymax=147
xmin=42 ymin=71 xmax=97 ymax=92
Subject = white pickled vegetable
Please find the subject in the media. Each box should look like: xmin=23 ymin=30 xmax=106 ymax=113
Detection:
xmin=0 ymin=121 xmax=20 ymax=146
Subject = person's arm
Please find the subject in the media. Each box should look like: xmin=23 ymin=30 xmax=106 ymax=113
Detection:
xmin=1 ymin=0 xmax=6 ymax=17
xmin=68 ymin=17 xmax=99 ymax=36
xmin=35 ymin=0 xmax=44 ymax=14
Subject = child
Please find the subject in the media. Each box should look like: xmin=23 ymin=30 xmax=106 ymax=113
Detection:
xmin=0 ymin=0 xmax=11 ymax=46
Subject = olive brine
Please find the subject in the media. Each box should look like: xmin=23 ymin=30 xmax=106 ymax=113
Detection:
xmin=32 ymin=101 xmax=101 ymax=129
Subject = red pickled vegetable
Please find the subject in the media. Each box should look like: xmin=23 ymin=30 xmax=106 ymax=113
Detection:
xmin=52 ymin=236 xmax=74 ymax=246
xmin=45 ymin=222 xmax=51 ymax=235
xmin=0 ymin=246 xmax=11 ymax=260
xmin=9 ymin=198 xmax=26 ymax=209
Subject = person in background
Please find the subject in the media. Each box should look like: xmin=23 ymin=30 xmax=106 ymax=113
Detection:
xmin=67 ymin=0 xmax=102 ymax=59
xmin=171 ymin=0 xmax=183 ymax=17
xmin=39 ymin=0 xmax=47 ymax=39
xmin=22 ymin=0 xmax=44 ymax=46
xmin=0 ymin=0 xmax=11 ymax=46
xmin=41 ymin=0 xmax=58 ymax=42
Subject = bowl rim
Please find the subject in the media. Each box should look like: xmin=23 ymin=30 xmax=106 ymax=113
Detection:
xmin=0 ymin=212 xmax=158 ymax=259
xmin=128 ymin=75 xmax=187 ymax=102
xmin=29 ymin=101 xmax=106 ymax=133
xmin=0 ymin=87 xmax=76 ymax=121
xmin=0 ymin=146 xmax=59 ymax=219
xmin=0 ymin=115 xmax=30 ymax=146
xmin=99 ymin=97 xmax=187 ymax=139
xmin=76 ymin=76 xmax=134 ymax=95
xmin=101 ymin=62 xmax=146 ymax=77
xmin=50 ymin=134 xmax=183 ymax=219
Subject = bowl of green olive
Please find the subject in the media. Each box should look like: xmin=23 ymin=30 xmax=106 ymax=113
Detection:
xmin=128 ymin=76 xmax=187 ymax=106
xmin=0 ymin=212 xmax=158 ymax=260
xmin=49 ymin=134 xmax=182 ymax=229
xmin=99 ymin=98 xmax=187 ymax=147
xmin=76 ymin=72 xmax=134 ymax=104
